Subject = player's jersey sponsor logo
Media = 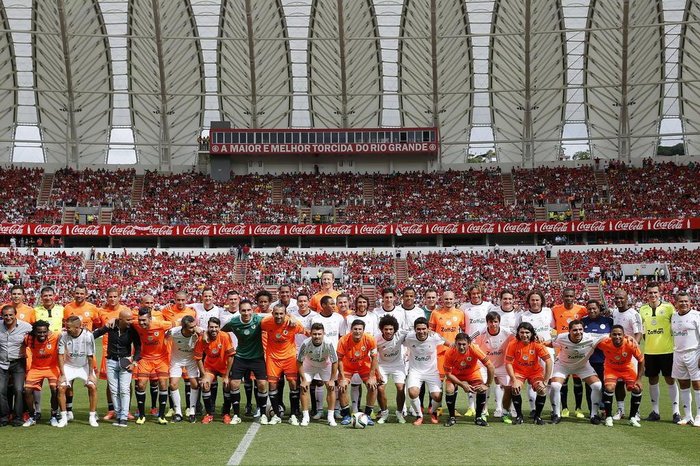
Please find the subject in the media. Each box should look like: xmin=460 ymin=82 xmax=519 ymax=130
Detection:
xmin=647 ymin=328 xmax=664 ymax=335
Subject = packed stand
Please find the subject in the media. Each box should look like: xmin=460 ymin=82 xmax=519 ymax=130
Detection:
xmin=0 ymin=166 xmax=51 ymax=223
xmin=49 ymin=167 xmax=135 ymax=208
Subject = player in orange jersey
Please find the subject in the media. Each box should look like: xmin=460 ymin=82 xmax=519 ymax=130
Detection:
xmin=6 ymin=285 xmax=35 ymax=324
xmin=139 ymin=294 xmax=168 ymax=417
xmin=22 ymin=321 xmax=60 ymax=426
xmin=309 ymin=270 xmax=341 ymax=313
xmin=261 ymin=304 xmax=306 ymax=425
xmin=443 ymin=333 xmax=495 ymax=427
xmin=162 ymin=291 xmax=197 ymax=326
xmin=132 ymin=308 xmax=172 ymax=425
xmin=63 ymin=284 xmax=101 ymax=331
xmin=505 ymin=321 xmax=552 ymax=425
xmin=597 ymin=325 xmax=645 ymax=427
xmin=337 ymin=320 xmax=379 ymax=426
xmin=429 ymin=291 xmax=467 ymax=376
xmin=195 ymin=317 xmax=235 ymax=424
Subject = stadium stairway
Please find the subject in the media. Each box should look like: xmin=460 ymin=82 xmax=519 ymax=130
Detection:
xmin=534 ymin=205 xmax=548 ymax=221
xmin=271 ymin=179 xmax=283 ymax=204
xmin=394 ymin=257 xmax=408 ymax=285
xmin=233 ymin=258 xmax=247 ymax=284
xmin=61 ymin=207 xmax=77 ymax=225
xmin=501 ymin=173 xmax=516 ymax=205
xmin=334 ymin=206 xmax=346 ymax=223
xmin=37 ymin=172 xmax=54 ymax=206
xmin=264 ymin=285 xmax=278 ymax=301
xmin=593 ymin=170 xmax=610 ymax=200
xmin=586 ymin=282 xmax=606 ymax=308
xmin=131 ymin=174 xmax=145 ymax=204
xmin=362 ymin=177 xmax=375 ymax=203
xmin=84 ymin=258 xmax=96 ymax=280
xmin=546 ymin=256 xmax=563 ymax=281
xmin=299 ymin=206 xmax=312 ymax=224
xmin=361 ymin=284 xmax=377 ymax=308
xmin=98 ymin=207 xmax=113 ymax=225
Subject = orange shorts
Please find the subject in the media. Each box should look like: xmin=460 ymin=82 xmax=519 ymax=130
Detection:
xmin=134 ymin=359 xmax=169 ymax=380
xmin=513 ymin=370 xmax=545 ymax=387
xmin=437 ymin=351 xmax=447 ymax=378
xmin=204 ymin=368 xmax=227 ymax=379
xmin=25 ymin=368 xmax=60 ymax=391
xmin=266 ymin=357 xmax=298 ymax=383
xmin=342 ymin=367 xmax=372 ymax=383
xmin=99 ymin=355 xmax=108 ymax=380
xmin=448 ymin=373 xmax=483 ymax=386
xmin=604 ymin=368 xmax=638 ymax=386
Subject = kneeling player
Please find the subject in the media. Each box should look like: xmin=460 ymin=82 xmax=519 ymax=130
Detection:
xmin=505 ymin=322 xmax=552 ymax=425
xmin=443 ymin=333 xmax=494 ymax=427
xmin=56 ymin=316 xmax=98 ymax=427
xmin=337 ymin=320 xmax=379 ymax=426
xmin=194 ymin=318 xmax=235 ymax=424
xmin=547 ymin=320 xmax=605 ymax=424
xmin=376 ymin=315 xmax=408 ymax=424
xmin=297 ymin=323 xmax=339 ymax=426
xmin=23 ymin=321 xmax=60 ymax=426
xmin=597 ymin=325 xmax=645 ymax=427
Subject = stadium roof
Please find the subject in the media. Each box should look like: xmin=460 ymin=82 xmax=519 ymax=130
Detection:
xmin=0 ymin=0 xmax=697 ymax=168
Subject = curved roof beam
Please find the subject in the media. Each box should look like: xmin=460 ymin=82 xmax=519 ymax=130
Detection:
xmin=56 ymin=0 xmax=79 ymax=167
xmin=150 ymin=0 xmax=171 ymax=171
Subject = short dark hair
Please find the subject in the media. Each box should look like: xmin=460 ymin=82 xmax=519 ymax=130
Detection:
xmin=382 ymin=287 xmax=395 ymax=296
xmin=138 ymin=307 xmax=152 ymax=317
xmin=40 ymin=286 xmax=55 ymax=295
xmin=208 ymin=317 xmax=221 ymax=326
xmin=486 ymin=311 xmax=501 ymax=323
xmin=239 ymin=299 xmax=253 ymax=308
xmin=310 ymin=323 xmax=325 ymax=332
xmin=181 ymin=315 xmax=195 ymax=326
xmin=413 ymin=317 xmax=429 ymax=329
xmin=454 ymin=332 xmax=471 ymax=343
xmin=350 ymin=319 xmax=366 ymax=329
xmin=568 ymin=319 xmax=584 ymax=330
xmin=255 ymin=290 xmax=272 ymax=301
xmin=66 ymin=315 xmax=82 ymax=326
xmin=320 ymin=295 xmax=334 ymax=306
xmin=646 ymin=282 xmax=660 ymax=290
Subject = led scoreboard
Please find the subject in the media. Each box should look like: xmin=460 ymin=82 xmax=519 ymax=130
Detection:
xmin=209 ymin=127 xmax=439 ymax=156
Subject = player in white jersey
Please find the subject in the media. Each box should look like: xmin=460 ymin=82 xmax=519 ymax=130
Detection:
xmin=311 ymin=296 xmax=346 ymax=348
xmin=491 ymin=289 xmax=519 ymax=333
xmin=346 ymin=295 xmax=379 ymax=336
xmin=404 ymin=317 xmax=446 ymax=426
xmin=611 ymin=289 xmax=643 ymax=420
xmin=373 ymin=287 xmax=407 ymax=331
xmin=297 ymin=323 xmax=338 ymax=426
xmin=289 ymin=292 xmax=318 ymax=349
xmin=168 ymin=315 xmax=202 ymax=423
xmin=190 ymin=288 xmax=223 ymax=328
xmin=670 ymin=292 xmax=700 ymax=426
xmin=219 ymin=290 xmax=240 ymax=329
xmin=271 ymin=283 xmax=298 ymax=314
xmin=375 ymin=314 xmax=408 ymax=424
xmin=515 ymin=290 xmax=555 ymax=413
xmin=545 ymin=320 xmax=606 ymax=424
xmin=56 ymin=315 xmax=98 ymax=427
xmin=460 ymin=285 xmax=492 ymax=337
xmin=400 ymin=287 xmax=425 ymax=331
xmin=474 ymin=311 xmax=515 ymax=420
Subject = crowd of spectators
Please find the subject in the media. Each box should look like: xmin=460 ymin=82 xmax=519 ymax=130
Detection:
xmin=50 ymin=167 xmax=135 ymax=208
xmin=0 ymin=166 xmax=53 ymax=223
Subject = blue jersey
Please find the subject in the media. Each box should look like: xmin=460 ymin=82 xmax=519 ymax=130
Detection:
xmin=582 ymin=316 xmax=614 ymax=364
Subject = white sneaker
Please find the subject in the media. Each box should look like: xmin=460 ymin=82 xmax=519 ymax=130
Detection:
xmin=288 ymin=414 xmax=299 ymax=426
xmin=628 ymin=417 xmax=641 ymax=428
xmin=604 ymin=416 xmax=613 ymax=427
xmin=268 ymin=414 xmax=282 ymax=425
xmin=67 ymin=411 xmax=74 ymax=421
xmin=407 ymin=407 xmax=418 ymax=417
xmin=55 ymin=417 xmax=68 ymax=428
xmin=253 ymin=408 xmax=261 ymax=418
xmin=377 ymin=410 xmax=389 ymax=424
xmin=612 ymin=408 xmax=624 ymax=421
xmin=328 ymin=418 xmax=337 ymax=427
xmin=693 ymin=414 xmax=700 ymax=427
xmin=231 ymin=415 xmax=242 ymax=425
xmin=312 ymin=410 xmax=323 ymax=420
xmin=89 ymin=415 xmax=99 ymax=428
xmin=23 ymin=418 xmax=36 ymax=427
xmin=300 ymin=416 xmax=310 ymax=427
xmin=676 ymin=417 xmax=693 ymax=426
xmin=259 ymin=414 xmax=269 ymax=425
xmin=396 ymin=410 xmax=406 ymax=424
xmin=493 ymin=408 xmax=504 ymax=418
xmin=50 ymin=417 xmax=59 ymax=427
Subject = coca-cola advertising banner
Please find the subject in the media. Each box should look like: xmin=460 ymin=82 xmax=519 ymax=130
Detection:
xmin=0 ymin=218 xmax=697 ymax=237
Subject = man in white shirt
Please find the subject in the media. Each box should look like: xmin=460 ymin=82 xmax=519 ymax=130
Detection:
xmin=168 ymin=316 xmax=201 ymax=423
xmin=373 ymin=287 xmax=406 ymax=331
xmin=474 ymin=311 xmax=515 ymax=421
xmin=400 ymin=287 xmax=425 ymax=331
xmin=375 ymin=314 xmax=408 ymax=424
xmin=271 ymin=284 xmax=298 ymax=314
xmin=670 ymin=292 xmax=700 ymax=426
xmin=611 ymin=289 xmax=643 ymax=420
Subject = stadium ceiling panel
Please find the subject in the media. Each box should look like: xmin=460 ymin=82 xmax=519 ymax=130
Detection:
xmin=219 ymin=0 xmax=291 ymax=129
xmin=34 ymin=0 xmax=112 ymax=167
xmin=490 ymin=0 xmax=567 ymax=165
xmin=399 ymin=0 xmax=473 ymax=165
xmin=128 ymin=0 xmax=204 ymax=169
xmin=585 ymin=0 xmax=664 ymax=161
xmin=308 ymin=0 xmax=381 ymax=128
xmin=0 ymin=4 xmax=15 ymax=164
xmin=680 ymin=0 xmax=700 ymax=157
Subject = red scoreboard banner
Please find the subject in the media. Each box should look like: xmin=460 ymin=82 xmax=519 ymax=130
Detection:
xmin=210 ymin=142 xmax=437 ymax=155
xmin=0 ymin=218 xmax=698 ymax=237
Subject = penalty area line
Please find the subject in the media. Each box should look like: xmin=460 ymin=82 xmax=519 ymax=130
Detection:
xmin=227 ymin=422 xmax=261 ymax=466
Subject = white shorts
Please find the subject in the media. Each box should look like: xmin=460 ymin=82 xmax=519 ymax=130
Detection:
xmin=406 ymin=370 xmax=442 ymax=394
xmin=169 ymin=358 xmax=200 ymax=379
xmin=303 ymin=363 xmax=334 ymax=382
xmin=494 ymin=366 xmax=510 ymax=386
xmin=378 ymin=364 xmax=407 ymax=385
xmin=552 ymin=361 xmax=597 ymax=380
xmin=63 ymin=364 xmax=92 ymax=385
xmin=672 ymin=350 xmax=700 ymax=381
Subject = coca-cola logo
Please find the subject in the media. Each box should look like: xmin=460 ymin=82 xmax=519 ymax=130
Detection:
xmin=574 ymin=221 xmax=607 ymax=232
xmin=70 ymin=225 xmax=101 ymax=236
xmin=108 ymin=225 xmax=139 ymax=236
xmin=400 ymin=224 xmax=426 ymax=235
xmin=429 ymin=223 xmax=459 ymax=235
xmin=252 ymin=225 xmax=283 ymax=236
xmin=33 ymin=224 xmax=64 ymax=236
xmin=218 ymin=224 xmax=248 ymax=235
xmin=539 ymin=222 xmax=569 ymax=233
xmin=182 ymin=225 xmax=212 ymax=236
xmin=288 ymin=224 xmax=319 ymax=235
xmin=0 ymin=224 xmax=25 ymax=235
xmin=652 ymin=219 xmax=684 ymax=230
xmin=145 ymin=225 xmax=176 ymax=236
xmin=502 ymin=222 xmax=533 ymax=234
xmin=464 ymin=223 xmax=495 ymax=234
xmin=323 ymin=224 xmax=353 ymax=235
xmin=613 ymin=220 xmax=645 ymax=231
xmin=358 ymin=224 xmax=389 ymax=235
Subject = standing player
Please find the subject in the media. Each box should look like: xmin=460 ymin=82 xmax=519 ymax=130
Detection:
xmin=639 ymin=282 xmax=680 ymax=422
xmin=132 ymin=309 xmax=172 ymax=425
xmin=56 ymin=315 xmax=98 ymax=427
xmin=581 ymin=300 xmax=613 ymax=416
xmin=546 ymin=320 xmax=605 ymax=424
xmin=168 ymin=315 xmax=201 ymax=423
xmin=63 ymin=284 xmax=101 ymax=330
xmin=6 ymin=285 xmax=35 ymax=324
xmin=405 ymin=317 xmax=446 ymax=426
xmin=34 ymin=287 xmax=63 ymax=332
xmin=491 ymin=289 xmax=518 ymax=333
xmin=297 ymin=323 xmax=338 ymax=427
xmin=670 ymin=292 xmax=700 ymax=425
xmin=163 ymin=291 xmax=197 ymax=326
xmin=336 ymin=293 xmax=352 ymax=318
xmin=220 ymin=290 xmax=241 ymax=327
xmin=0 ymin=305 xmax=32 ymax=426
xmin=375 ymin=315 xmax=408 ymax=424
xmin=474 ymin=312 xmax=514 ymax=421
xmin=310 ymin=296 xmax=345 ymax=419
xmin=337 ymin=320 xmax=379 ymax=426
xmin=195 ymin=317 xmax=235 ymax=424
xmin=346 ymin=295 xmax=378 ymax=336
xmin=191 ymin=288 xmax=223 ymax=330
xmin=443 ymin=333 xmax=494 ymax=427
xmin=598 ymin=326 xmax=645 ymax=427
xmin=611 ymin=288 xmax=643 ymax=420
xmin=400 ymin=287 xmax=425 ymax=330
xmin=373 ymin=288 xmax=406 ymax=330
xmin=420 ymin=288 xmax=439 ymax=322
xmin=22 ymin=321 xmax=60 ymax=426
xmin=504 ymin=322 xmax=553 ymax=425
xmin=460 ymin=284 xmax=493 ymax=417
xmin=309 ymin=270 xmax=341 ymax=313
xmin=271 ymin=284 xmax=298 ymax=314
